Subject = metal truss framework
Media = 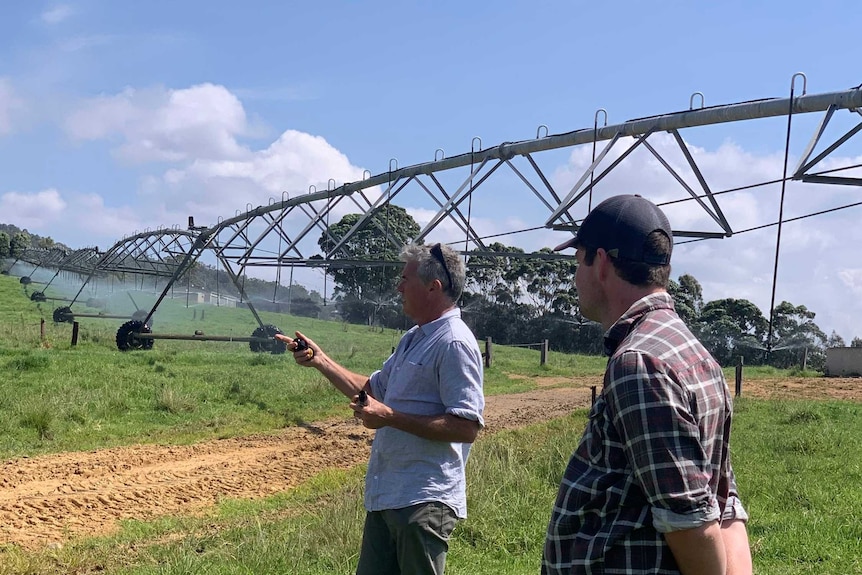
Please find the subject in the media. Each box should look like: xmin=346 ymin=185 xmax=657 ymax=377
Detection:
xmin=3 ymin=230 xmax=204 ymax=321
xmin=16 ymin=247 xmax=101 ymax=301
xmin=204 ymin=83 xmax=862 ymax=272
xmin=8 ymin=82 xmax=862 ymax=338
xmin=148 ymin=82 xmax=861 ymax=332
xmin=9 ymin=247 xmax=69 ymax=272
xmin=64 ymin=229 xmax=202 ymax=309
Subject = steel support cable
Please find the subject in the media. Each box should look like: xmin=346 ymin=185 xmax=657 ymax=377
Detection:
xmin=324 ymin=187 xmax=331 ymax=306
xmin=805 ymin=162 xmax=862 ymax=177
xmin=374 ymin=167 xmax=395 ymax=318
xmin=676 ymin=199 xmax=862 ymax=244
xmin=463 ymin=139 xmax=480 ymax=266
xmin=656 ymin=161 xmax=862 ymax=214
xmin=470 ymin=224 xmax=550 ymax=243
xmin=589 ymin=109 xmax=608 ymax=212
xmin=766 ymin=75 xmax=806 ymax=360
xmin=273 ymin=223 xmax=283 ymax=304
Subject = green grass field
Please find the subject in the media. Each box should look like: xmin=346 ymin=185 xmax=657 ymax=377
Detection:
xmin=0 ymin=272 xmax=860 ymax=574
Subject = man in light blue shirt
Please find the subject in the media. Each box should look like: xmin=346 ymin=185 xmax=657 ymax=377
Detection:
xmin=277 ymin=242 xmax=484 ymax=575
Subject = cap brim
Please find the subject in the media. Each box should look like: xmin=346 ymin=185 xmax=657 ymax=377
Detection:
xmin=553 ymin=236 xmax=579 ymax=252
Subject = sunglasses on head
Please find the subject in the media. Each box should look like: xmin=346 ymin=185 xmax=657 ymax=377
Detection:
xmin=430 ymin=243 xmax=453 ymax=291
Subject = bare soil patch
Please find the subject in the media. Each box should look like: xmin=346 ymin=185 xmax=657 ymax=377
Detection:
xmin=1 ymin=375 xmax=859 ymax=550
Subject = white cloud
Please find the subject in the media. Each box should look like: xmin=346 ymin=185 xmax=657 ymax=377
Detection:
xmin=147 ymin=129 xmax=371 ymax=227
xmin=0 ymin=188 xmax=147 ymax=245
xmin=65 ymin=84 xmax=252 ymax=163
xmin=0 ymin=189 xmax=66 ymax=224
xmin=838 ymin=269 xmax=862 ymax=297
xmin=41 ymin=5 xmax=74 ymax=25
xmin=56 ymin=84 xmax=382 ymax=261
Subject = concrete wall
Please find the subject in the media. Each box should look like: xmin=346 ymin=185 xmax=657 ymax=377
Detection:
xmin=825 ymin=347 xmax=862 ymax=376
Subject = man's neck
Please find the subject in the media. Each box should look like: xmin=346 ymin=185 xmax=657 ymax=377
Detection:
xmin=414 ymin=303 xmax=457 ymax=326
xmin=602 ymin=287 xmax=665 ymax=331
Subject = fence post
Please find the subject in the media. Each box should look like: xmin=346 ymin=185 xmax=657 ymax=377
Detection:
xmin=540 ymin=339 xmax=549 ymax=366
xmin=485 ymin=337 xmax=492 ymax=368
xmin=735 ymin=356 xmax=743 ymax=397
xmin=591 ymin=385 xmax=597 ymax=406
xmin=201 ymin=309 xmax=205 ymax=321
xmin=71 ymin=321 xmax=80 ymax=347
xmin=193 ymin=308 xmax=197 ymax=320
xmin=40 ymin=318 xmax=45 ymax=341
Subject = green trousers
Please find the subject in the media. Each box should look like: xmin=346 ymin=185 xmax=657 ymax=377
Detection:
xmin=355 ymin=502 xmax=458 ymax=575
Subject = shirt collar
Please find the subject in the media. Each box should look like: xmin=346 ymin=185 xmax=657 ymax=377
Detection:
xmin=603 ymin=292 xmax=675 ymax=355
xmin=418 ymin=306 xmax=461 ymax=337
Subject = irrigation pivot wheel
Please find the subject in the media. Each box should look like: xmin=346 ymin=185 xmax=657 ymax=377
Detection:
xmin=116 ymin=320 xmax=154 ymax=351
xmin=30 ymin=291 xmax=47 ymax=302
xmin=53 ymin=306 xmax=74 ymax=323
xmin=19 ymin=276 xmax=31 ymax=285
xmin=249 ymin=324 xmax=287 ymax=354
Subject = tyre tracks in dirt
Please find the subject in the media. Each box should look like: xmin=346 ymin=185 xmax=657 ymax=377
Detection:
xmin=0 ymin=381 xmax=599 ymax=550
xmin=4 ymin=376 xmax=857 ymax=550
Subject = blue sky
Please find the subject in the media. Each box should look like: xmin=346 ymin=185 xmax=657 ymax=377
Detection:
xmin=2 ymin=1 xmax=862 ymax=341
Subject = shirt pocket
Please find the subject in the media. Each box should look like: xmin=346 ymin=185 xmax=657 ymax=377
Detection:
xmin=398 ymin=359 xmax=434 ymax=380
xmin=391 ymin=360 xmax=441 ymax=414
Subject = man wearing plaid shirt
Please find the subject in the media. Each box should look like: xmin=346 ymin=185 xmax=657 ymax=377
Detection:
xmin=545 ymin=195 xmax=752 ymax=575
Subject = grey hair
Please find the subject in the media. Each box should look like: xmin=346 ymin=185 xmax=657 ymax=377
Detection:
xmin=400 ymin=243 xmax=465 ymax=301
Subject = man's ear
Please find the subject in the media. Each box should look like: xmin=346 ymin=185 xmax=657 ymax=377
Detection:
xmin=596 ymin=248 xmax=613 ymax=282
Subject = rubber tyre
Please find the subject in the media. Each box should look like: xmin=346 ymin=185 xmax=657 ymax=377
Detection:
xmin=249 ymin=324 xmax=287 ymax=354
xmin=116 ymin=320 xmax=154 ymax=351
xmin=53 ymin=306 xmax=74 ymax=323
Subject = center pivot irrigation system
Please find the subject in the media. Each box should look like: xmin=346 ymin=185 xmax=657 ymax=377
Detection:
xmin=6 ymin=75 xmax=862 ymax=352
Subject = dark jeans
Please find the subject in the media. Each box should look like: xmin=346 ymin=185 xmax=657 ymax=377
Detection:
xmin=355 ymin=502 xmax=458 ymax=575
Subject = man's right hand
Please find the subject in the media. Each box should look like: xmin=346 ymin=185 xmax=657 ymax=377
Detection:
xmin=275 ymin=331 xmax=319 ymax=365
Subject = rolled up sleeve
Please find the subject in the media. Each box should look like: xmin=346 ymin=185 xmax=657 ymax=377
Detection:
xmin=439 ymin=340 xmax=485 ymax=427
xmin=607 ymin=351 xmax=720 ymax=533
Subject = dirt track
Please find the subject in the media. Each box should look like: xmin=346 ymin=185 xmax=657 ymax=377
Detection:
xmin=0 ymin=376 xmax=859 ymax=550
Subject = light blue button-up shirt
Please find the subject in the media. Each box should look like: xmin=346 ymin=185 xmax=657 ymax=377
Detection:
xmin=366 ymin=308 xmax=484 ymax=518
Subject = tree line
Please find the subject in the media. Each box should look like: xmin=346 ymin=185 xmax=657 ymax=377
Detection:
xmin=314 ymin=206 xmax=860 ymax=370
xmin=0 ymin=224 xmax=66 ymax=258
xmin=4 ymin=210 xmax=858 ymax=369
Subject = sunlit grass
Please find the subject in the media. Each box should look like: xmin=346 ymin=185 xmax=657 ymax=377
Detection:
xmin=1 ymin=273 xmax=858 ymax=574
xmin=1 ymin=400 xmax=858 ymax=574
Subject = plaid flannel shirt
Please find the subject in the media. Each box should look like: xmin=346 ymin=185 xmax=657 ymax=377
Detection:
xmin=543 ymin=292 xmax=748 ymax=574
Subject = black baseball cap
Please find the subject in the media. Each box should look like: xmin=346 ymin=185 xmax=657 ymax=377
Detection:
xmin=553 ymin=194 xmax=672 ymax=265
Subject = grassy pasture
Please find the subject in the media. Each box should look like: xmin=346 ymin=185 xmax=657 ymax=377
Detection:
xmin=0 ymin=273 xmax=606 ymax=457
xmin=0 ymin=272 xmax=860 ymax=574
